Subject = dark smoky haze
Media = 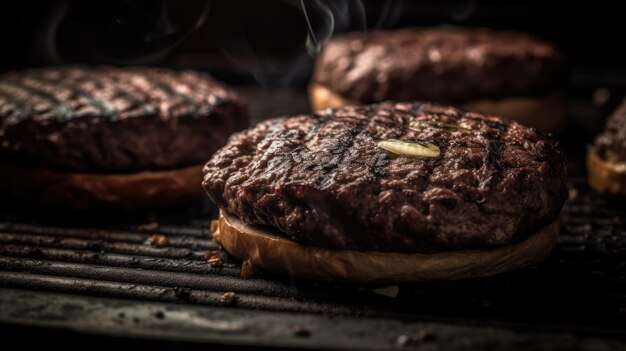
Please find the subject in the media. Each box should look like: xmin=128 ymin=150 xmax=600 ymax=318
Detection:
xmin=0 ymin=0 xmax=625 ymax=92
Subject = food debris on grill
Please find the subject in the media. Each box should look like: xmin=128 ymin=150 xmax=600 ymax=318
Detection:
xmin=206 ymin=251 xmax=223 ymax=267
xmin=154 ymin=311 xmax=165 ymax=319
xmin=569 ymin=188 xmax=579 ymax=200
xmin=137 ymin=221 xmax=159 ymax=233
xmin=292 ymin=326 xmax=311 ymax=337
xmin=147 ymin=235 xmax=168 ymax=247
xmin=240 ymin=259 xmax=258 ymax=279
xmin=220 ymin=292 xmax=237 ymax=306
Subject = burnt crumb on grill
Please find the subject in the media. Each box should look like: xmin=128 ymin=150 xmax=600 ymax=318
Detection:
xmin=117 ymin=312 xmax=125 ymax=318
xmin=292 ymin=326 xmax=311 ymax=337
xmin=240 ymin=259 xmax=258 ymax=279
xmin=154 ymin=311 xmax=165 ymax=319
xmin=174 ymin=288 xmax=191 ymax=301
xmin=137 ymin=221 xmax=159 ymax=233
xmin=133 ymin=317 xmax=141 ymax=324
xmin=148 ymin=235 xmax=168 ymax=247
xmin=220 ymin=292 xmax=237 ymax=306
xmin=206 ymin=250 xmax=223 ymax=267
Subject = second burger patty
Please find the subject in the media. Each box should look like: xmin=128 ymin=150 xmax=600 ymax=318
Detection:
xmin=203 ymin=102 xmax=568 ymax=252
xmin=0 ymin=66 xmax=248 ymax=173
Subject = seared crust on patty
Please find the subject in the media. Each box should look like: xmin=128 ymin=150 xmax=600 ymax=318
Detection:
xmin=0 ymin=66 xmax=249 ymax=173
xmin=203 ymin=102 xmax=568 ymax=253
xmin=311 ymin=27 xmax=563 ymax=104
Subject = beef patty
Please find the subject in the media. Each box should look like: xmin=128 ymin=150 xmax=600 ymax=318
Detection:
xmin=594 ymin=98 xmax=626 ymax=163
xmin=312 ymin=27 xmax=563 ymax=104
xmin=203 ymin=102 xmax=568 ymax=252
xmin=0 ymin=66 xmax=248 ymax=173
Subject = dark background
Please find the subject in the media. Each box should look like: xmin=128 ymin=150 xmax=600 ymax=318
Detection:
xmin=0 ymin=0 xmax=624 ymax=90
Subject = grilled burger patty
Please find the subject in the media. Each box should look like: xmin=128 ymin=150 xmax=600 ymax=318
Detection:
xmin=312 ymin=27 xmax=563 ymax=104
xmin=203 ymin=102 xmax=567 ymax=252
xmin=594 ymin=99 xmax=626 ymax=163
xmin=0 ymin=66 xmax=248 ymax=173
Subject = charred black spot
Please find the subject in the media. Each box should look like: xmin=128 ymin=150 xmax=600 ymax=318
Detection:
xmin=26 ymin=248 xmax=44 ymax=259
xmin=441 ymin=198 xmax=457 ymax=211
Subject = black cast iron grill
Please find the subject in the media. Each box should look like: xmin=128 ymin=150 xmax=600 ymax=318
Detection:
xmin=1 ymin=89 xmax=626 ymax=350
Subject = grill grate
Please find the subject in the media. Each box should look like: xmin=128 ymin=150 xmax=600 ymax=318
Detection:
xmin=1 ymin=89 xmax=626 ymax=350
xmin=1 ymin=176 xmax=626 ymax=349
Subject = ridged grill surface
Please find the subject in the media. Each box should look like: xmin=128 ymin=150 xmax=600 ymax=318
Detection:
xmin=1 ymin=176 xmax=626 ymax=334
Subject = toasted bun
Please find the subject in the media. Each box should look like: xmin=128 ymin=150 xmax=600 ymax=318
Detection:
xmin=587 ymin=147 xmax=626 ymax=196
xmin=213 ymin=210 xmax=560 ymax=283
xmin=308 ymin=83 xmax=565 ymax=132
xmin=0 ymin=164 xmax=204 ymax=209
xmin=308 ymin=83 xmax=360 ymax=111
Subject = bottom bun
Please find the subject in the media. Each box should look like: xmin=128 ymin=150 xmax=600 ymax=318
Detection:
xmin=308 ymin=83 xmax=566 ymax=133
xmin=308 ymin=83 xmax=360 ymax=111
xmin=0 ymin=164 xmax=204 ymax=209
xmin=587 ymin=146 xmax=626 ymax=196
xmin=213 ymin=210 xmax=560 ymax=283
xmin=462 ymin=92 xmax=565 ymax=133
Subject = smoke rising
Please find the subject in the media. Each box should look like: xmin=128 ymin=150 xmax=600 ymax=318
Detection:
xmin=301 ymin=0 xmax=366 ymax=57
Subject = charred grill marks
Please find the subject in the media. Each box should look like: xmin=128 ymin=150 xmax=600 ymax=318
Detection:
xmin=203 ymin=102 xmax=568 ymax=252
xmin=0 ymin=66 xmax=249 ymax=173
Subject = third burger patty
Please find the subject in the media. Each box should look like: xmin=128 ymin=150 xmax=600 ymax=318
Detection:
xmin=203 ymin=102 xmax=568 ymax=253
xmin=0 ymin=66 xmax=248 ymax=173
